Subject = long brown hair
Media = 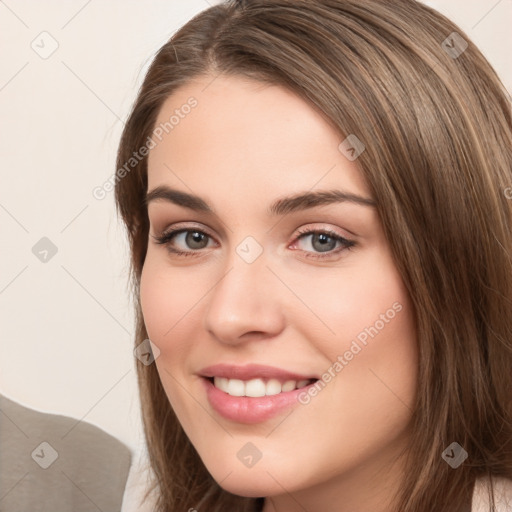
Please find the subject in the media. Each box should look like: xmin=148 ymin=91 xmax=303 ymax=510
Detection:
xmin=114 ymin=1 xmax=512 ymax=510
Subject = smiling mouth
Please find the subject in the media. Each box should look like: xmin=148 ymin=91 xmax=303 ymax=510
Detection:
xmin=205 ymin=376 xmax=318 ymax=398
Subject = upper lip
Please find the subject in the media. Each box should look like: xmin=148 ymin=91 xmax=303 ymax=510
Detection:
xmin=199 ymin=363 xmax=318 ymax=382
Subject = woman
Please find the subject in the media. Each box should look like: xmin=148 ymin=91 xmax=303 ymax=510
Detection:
xmin=115 ymin=0 xmax=512 ymax=510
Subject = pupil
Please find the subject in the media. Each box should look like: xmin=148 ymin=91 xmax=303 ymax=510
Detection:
xmin=313 ymin=233 xmax=335 ymax=252
xmin=188 ymin=231 xmax=206 ymax=249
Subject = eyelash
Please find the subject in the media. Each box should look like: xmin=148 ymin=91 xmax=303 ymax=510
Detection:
xmin=151 ymin=226 xmax=356 ymax=260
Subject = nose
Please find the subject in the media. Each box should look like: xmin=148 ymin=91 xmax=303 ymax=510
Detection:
xmin=203 ymin=246 xmax=286 ymax=346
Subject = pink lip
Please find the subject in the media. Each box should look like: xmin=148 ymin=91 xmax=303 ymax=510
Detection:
xmin=198 ymin=364 xmax=319 ymax=424
xmin=201 ymin=377 xmax=317 ymax=424
xmin=199 ymin=363 xmax=318 ymax=382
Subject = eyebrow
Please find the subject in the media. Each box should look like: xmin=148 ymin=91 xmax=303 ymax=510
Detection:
xmin=144 ymin=185 xmax=376 ymax=216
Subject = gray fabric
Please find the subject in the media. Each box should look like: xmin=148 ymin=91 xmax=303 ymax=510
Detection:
xmin=0 ymin=395 xmax=131 ymax=512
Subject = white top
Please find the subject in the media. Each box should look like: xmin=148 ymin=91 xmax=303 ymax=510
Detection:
xmin=121 ymin=451 xmax=512 ymax=512
xmin=472 ymin=475 xmax=512 ymax=511
xmin=121 ymin=450 xmax=158 ymax=512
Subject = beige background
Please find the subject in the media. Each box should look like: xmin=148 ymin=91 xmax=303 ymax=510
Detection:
xmin=0 ymin=0 xmax=510 ymax=454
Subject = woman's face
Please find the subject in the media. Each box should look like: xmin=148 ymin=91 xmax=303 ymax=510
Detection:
xmin=141 ymin=74 xmax=418 ymax=511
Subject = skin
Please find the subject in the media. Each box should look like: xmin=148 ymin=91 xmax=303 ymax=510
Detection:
xmin=140 ymin=73 xmax=418 ymax=512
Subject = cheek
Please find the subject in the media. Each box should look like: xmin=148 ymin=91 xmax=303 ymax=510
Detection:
xmin=299 ymin=248 xmax=418 ymax=416
xmin=327 ymin=279 xmax=418 ymax=429
xmin=139 ymin=253 xmax=202 ymax=347
xmin=139 ymin=257 xmax=198 ymax=412
xmin=294 ymin=249 xmax=414 ymax=356
xmin=140 ymin=259 xmax=170 ymax=341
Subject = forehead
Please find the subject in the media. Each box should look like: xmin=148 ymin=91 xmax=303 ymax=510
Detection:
xmin=147 ymin=74 xmax=370 ymax=203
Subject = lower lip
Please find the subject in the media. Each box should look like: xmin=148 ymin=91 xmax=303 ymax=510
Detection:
xmin=202 ymin=377 xmax=316 ymax=424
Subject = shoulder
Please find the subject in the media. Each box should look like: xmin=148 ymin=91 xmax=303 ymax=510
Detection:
xmin=0 ymin=394 xmax=132 ymax=511
xmin=472 ymin=475 xmax=512 ymax=511
xmin=0 ymin=394 xmax=131 ymax=469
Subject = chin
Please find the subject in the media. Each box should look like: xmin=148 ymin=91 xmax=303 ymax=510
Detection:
xmin=214 ymin=475 xmax=277 ymax=499
xmin=199 ymin=459 xmax=284 ymax=498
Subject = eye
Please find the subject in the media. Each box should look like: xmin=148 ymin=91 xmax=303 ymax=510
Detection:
xmin=291 ymin=227 xmax=356 ymax=260
xmin=151 ymin=227 xmax=216 ymax=257
xmin=151 ymin=225 xmax=356 ymax=260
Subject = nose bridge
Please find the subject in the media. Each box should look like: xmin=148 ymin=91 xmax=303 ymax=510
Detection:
xmin=203 ymin=236 xmax=285 ymax=343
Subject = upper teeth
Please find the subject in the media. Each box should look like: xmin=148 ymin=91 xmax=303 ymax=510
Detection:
xmin=213 ymin=377 xmax=312 ymax=397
